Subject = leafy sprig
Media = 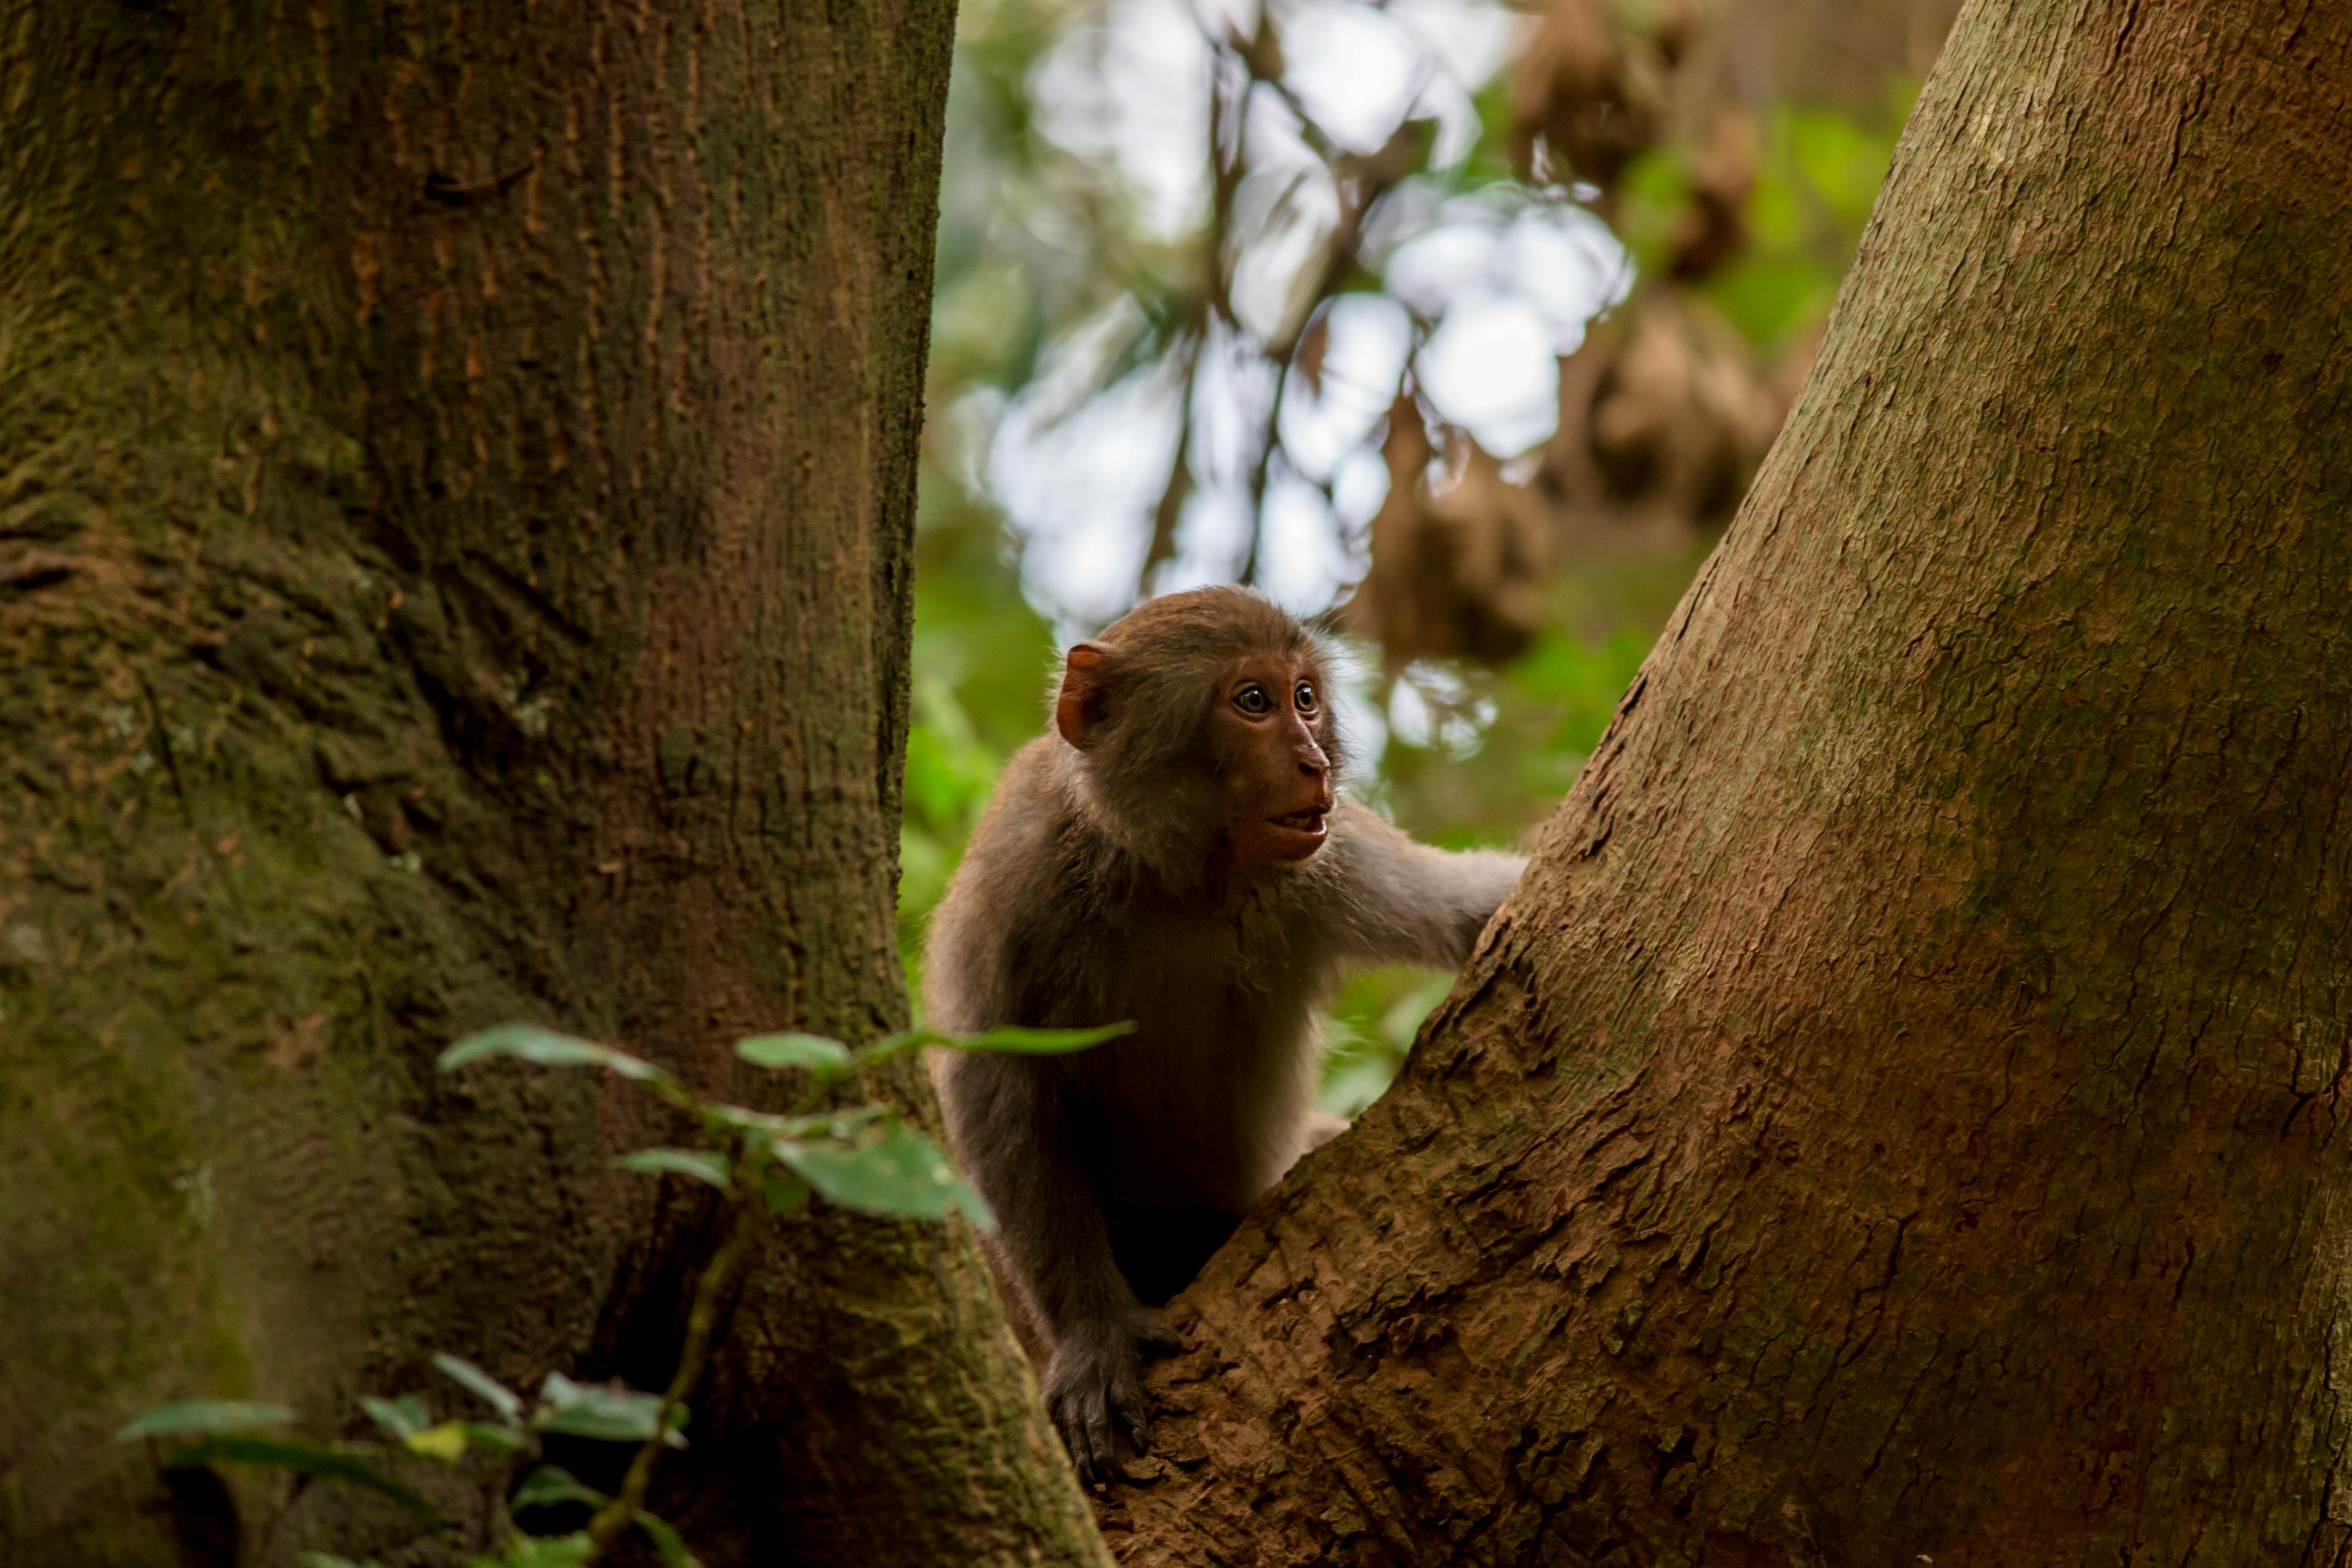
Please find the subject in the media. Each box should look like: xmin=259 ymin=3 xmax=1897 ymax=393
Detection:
xmin=118 ymin=1017 xmax=1128 ymax=1567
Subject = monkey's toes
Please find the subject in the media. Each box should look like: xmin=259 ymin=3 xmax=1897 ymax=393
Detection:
xmin=1050 ymin=1378 xmax=1126 ymax=1485
xmin=1133 ymin=1313 xmax=1184 ymax=1356
xmin=1115 ymin=1393 xmax=1152 ymax=1454
xmin=1052 ymin=1393 xmax=1109 ymax=1483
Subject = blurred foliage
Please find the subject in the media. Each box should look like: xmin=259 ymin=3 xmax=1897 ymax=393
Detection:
xmin=901 ymin=0 xmax=1915 ymax=1112
xmin=1618 ymin=89 xmax=1915 ymax=355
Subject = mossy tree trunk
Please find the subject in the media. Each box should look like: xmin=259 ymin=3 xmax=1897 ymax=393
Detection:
xmin=1114 ymin=1 xmax=2352 ymax=1562
xmin=0 ymin=5 xmax=1105 ymax=1565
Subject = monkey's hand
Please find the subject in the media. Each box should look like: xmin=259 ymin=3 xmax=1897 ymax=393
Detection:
xmin=1044 ymin=1309 xmax=1183 ymax=1484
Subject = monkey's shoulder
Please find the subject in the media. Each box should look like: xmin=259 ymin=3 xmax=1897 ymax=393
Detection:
xmin=924 ymin=739 xmax=1144 ymax=1024
xmin=958 ymin=740 xmax=1138 ymax=898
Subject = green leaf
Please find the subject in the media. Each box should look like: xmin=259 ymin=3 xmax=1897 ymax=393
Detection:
xmin=613 ymin=1148 xmax=732 ymax=1189
xmin=780 ymin=1103 xmax=890 ymax=1140
xmin=699 ymin=1103 xmax=791 ymax=1136
xmin=762 ymin=1171 xmax=810 ymax=1214
xmin=299 ymin=1555 xmax=383 ymax=1568
xmin=490 ymin=1536 xmax=595 ymax=1568
xmin=163 ymin=1435 xmax=438 ymax=1516
xmin=946 ymin=1022 xmax=1134 ymax=1055
xmin=439 ymin=1025 xmax=667 ymax=1083
xmin=779 ymin=1125 xmax=996 ymax=1232
xmin=402 ymin=1422 xmax=470 ymax=1463
xmin=461 ymin=1421 xmax=528 ymax=1454
xmin=432 ymin=1354 xmax=524 ymax=1424
xmin=533 ymin=1373 xmax=682 ymax=1447
xmin=115 ymin=1400 xmax=303 ymax=1442
xmin=734 ymin=1032 xmax=852 ymax=1075
xmin=855 ymin=1027 xmax=943 ymax=1065
xmin=359 ymin=1395 xmax=431 ymax=1440
xmin=635 ymin=1508 xmax=703 ymax=1568
xmin=512 ymin=1464 xmax=607 ymax=1509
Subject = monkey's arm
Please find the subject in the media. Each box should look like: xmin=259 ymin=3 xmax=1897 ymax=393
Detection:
xmin=1326 ymin=803 xmax=1526 ymax=968
xmin=933 ymin=1053 xmax=1175 ymax=1482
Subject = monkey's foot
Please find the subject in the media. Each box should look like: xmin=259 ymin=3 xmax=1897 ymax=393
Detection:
xmin=1045 ymin=1312 xmax=1179 ymax=1485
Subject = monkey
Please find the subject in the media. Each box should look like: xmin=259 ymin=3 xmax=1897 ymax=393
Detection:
xmin=923 ymin=586 xmax=1525 ymax=1482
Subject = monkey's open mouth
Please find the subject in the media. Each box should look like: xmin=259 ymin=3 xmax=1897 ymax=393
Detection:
xmin=1272 ymin=808 xmax=1327 ymax=834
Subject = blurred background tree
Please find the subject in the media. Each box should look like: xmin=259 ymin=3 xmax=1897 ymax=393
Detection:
xmin=902 ymin=0 xmax=1959 ymax=1113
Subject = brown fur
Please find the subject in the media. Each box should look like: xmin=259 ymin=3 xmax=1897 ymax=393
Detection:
xmin=924 ymin=587 xmax=1524 ymax=1478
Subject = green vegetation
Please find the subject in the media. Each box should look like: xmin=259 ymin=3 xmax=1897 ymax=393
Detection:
xmin=1618 ymin=90 xmax=1918 ymax=354
xmin=117 ymin=1020 xmax=1124 ymax=1566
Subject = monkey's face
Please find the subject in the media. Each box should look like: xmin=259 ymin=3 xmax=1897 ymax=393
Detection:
xmin=1209 ymin=651 xmax=1336 ymax=866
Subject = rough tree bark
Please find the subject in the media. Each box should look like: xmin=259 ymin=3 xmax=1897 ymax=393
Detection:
xmin=1115 ymin=1 xmax=2352 ymax=1563
xmin=0 ymin=6 xmax=1106 ymax=1566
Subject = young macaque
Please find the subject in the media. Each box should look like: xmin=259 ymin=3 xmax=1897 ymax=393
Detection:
xmin=925 ymin=587 xmax=1525 ymax=1480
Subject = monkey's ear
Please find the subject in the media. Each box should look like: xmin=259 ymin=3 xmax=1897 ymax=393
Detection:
xmin=1055 ymin=643 xmax=1113 ymax=750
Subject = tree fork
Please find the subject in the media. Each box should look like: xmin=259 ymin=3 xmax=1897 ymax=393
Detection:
xmin=1115 ymin=1 xmax=2352 ymax=1563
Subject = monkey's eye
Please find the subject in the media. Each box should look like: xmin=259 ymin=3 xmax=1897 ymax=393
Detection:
xmin=1234 ymin=684 xmax=1272 ymax=716
xmin=1295 ymin=681 xmax=1318 ymax=714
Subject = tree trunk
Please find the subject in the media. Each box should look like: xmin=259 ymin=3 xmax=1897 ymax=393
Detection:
xmin=0 ymin=6 xmax=1105 ymax=1565
xmin=1115 ymin=1 xmax=2352 ymax=1562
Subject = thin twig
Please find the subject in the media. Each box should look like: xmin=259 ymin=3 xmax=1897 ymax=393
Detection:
xmin=1191 ymin=11 xmax=1430 ymax=584
xmin=1139 ymin=32 xmax=1250 ymax=596
xmin=1237 ymin=121 xmax=1422 ymax=583
xmin=584 ymin=1183 xmax=765 ymax=1556
xmin=1139 ymin=329 xmax=1202 ymax=588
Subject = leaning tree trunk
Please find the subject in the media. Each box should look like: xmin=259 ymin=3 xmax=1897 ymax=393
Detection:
xmin=0 ymin=6 xmax=1105 ymax=1566
xmin=1114 ymin=1 xmax=2352 ymax=1563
